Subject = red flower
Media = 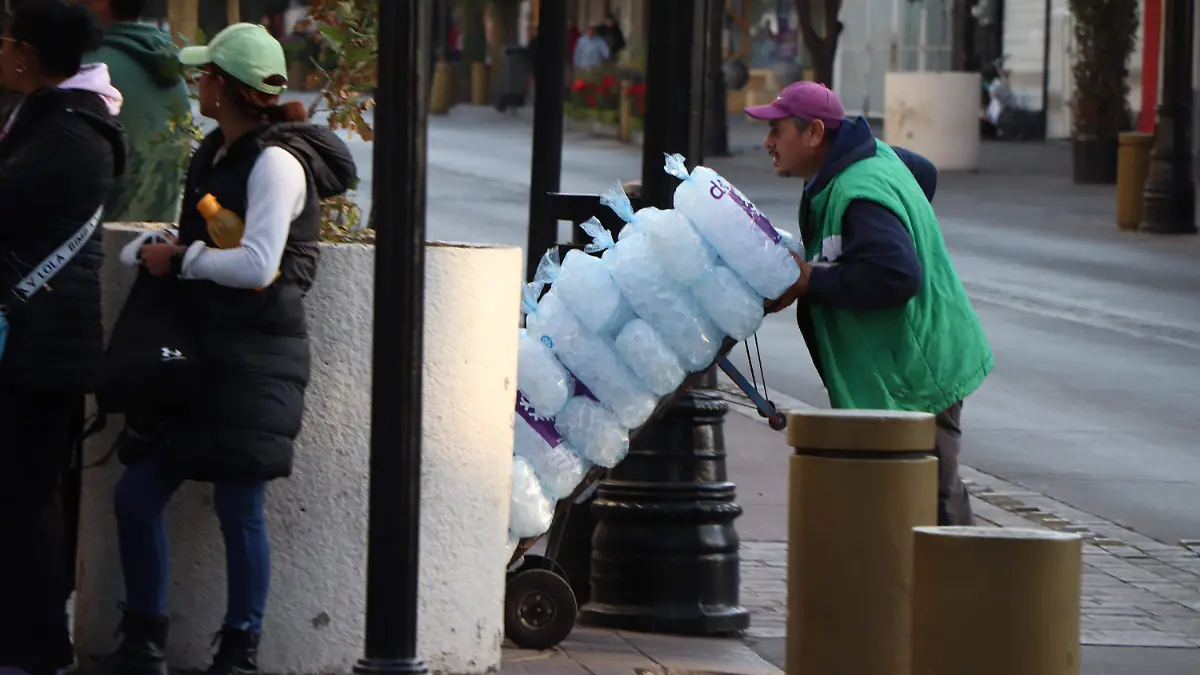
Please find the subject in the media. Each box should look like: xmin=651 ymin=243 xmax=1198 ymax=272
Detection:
xmin=587 ymin=94 xmax=597 ymax=107
xmin=601 ymin=75 xmax=617 ymax=89
xmin=629 ymin=83 xmax=647 ymax=97
xmin=571 ymin=79 xmax=588 ymax=92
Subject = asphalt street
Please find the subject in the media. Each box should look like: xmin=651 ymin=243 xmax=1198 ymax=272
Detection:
xmin=198 ymin=97 xmax=1200 ymax=547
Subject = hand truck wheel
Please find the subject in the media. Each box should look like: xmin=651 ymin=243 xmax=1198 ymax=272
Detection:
xmin=504 ymin=568 xmax=577 ymax=651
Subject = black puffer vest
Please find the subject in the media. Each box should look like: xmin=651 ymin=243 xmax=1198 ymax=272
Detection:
xmin=164 ymin=122 xmax=356 ymax=482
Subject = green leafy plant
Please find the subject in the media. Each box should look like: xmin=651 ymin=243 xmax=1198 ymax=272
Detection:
xmin=1069 ymin=0 xmax=1138 ymax=140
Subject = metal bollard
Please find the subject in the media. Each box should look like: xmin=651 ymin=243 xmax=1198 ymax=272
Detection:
xmin=470 ymin=61 xmax=488 ymax=105
xmin=785 ymin=410 xmax=939 ymax=675
xmin=618 ymin=80 xmax=632 ymax=143
xmin=911 ymin=526 xmax=1083 ymax=675
xmin=430 ymin=58 xmax=454 ymax=115
xmin=1116 ymin=132 xmax=1154 ymax=230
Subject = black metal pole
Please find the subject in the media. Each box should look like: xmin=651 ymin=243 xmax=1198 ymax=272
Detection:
xmin=1142 ymin=0 xmax=1197 ymax=234
xmin=355 ymin=0 xmax=431 ymax=672
xmin=526 ymin=0 xmax=567 ymax=281
xmin=704 ymin=0 xmax=729 ymax=158
xmin=640 ymin=0 xmax=705 ymax=206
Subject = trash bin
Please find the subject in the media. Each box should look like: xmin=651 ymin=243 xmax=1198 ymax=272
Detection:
xmin=497 ymin=45 xmax=532 ymax=112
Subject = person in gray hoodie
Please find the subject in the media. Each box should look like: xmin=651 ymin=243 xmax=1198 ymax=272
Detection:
xmin=76 ymin=0 xmax=190 ymax=222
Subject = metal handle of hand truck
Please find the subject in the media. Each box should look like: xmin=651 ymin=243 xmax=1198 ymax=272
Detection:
xmin=716 ymin=355 xmax=787 ymax=431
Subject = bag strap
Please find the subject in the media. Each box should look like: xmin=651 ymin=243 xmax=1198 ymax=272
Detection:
xmin=7 ymin=205 xmax=103 ymax=306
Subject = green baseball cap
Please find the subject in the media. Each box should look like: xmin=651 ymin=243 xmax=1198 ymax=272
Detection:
xmin=179 ymin=23 xmax=289 ymax=95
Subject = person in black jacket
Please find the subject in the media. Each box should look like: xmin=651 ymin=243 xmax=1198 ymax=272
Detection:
xmin=91 ymin=23 xmax=355 ymax=675
xmin=0 ymin=2 xmax=126 ymax=674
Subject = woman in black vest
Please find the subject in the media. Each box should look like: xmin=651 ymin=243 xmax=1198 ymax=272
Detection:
xmin=93 ymin=23 xmax=356 ymax=675
xmin=0 ymin=2 xmax=125 ymax=674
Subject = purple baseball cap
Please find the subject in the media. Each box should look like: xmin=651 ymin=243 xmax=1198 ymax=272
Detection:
xmin=744 ymin=81 xmax=845 ymax=130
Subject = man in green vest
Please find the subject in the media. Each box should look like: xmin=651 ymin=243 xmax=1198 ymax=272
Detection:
xmin=746 ymin=82 xmax=993 ymax=525
xmin=76 ymin=0 xmax=191 ymax=222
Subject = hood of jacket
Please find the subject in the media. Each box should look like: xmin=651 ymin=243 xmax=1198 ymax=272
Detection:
xmin=58 ymin=62 xmax=123 ymax=115
xmin=804 ymin=115 xmax=937 ymax=202
xmin=101 ymin=21 xmax=185 ymax=88
xmin=260 ymin=123 xmax=359 ymax=200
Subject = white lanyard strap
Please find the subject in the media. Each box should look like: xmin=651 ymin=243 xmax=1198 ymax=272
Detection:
xmin=10 ymin=205 xmax=103 ymax=303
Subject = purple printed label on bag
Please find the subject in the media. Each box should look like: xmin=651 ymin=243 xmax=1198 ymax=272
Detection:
xmin=707 ymin=176 xmax=781 ymax=244
xmin=517 ymin=390 xmax=564 ymax=447
xmin=574 ymin=380 xmax=600 ymax=403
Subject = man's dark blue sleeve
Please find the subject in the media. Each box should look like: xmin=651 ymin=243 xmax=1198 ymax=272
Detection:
xmin=806 ymin=199 xmax=923 ymax=311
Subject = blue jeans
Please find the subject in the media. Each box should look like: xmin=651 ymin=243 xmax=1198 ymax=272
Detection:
xmin=114 ymin=454 xmax=270 ymax=632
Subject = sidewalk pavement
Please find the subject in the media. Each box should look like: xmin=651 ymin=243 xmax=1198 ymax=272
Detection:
xmin=500 ymin=382 xmax=1200 ymax=674
xmin=716 ymin=380 xmax=1200 ymax=673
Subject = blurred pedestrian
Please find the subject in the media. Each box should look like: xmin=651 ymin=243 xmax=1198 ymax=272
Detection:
xmin=75 ymin=0 xmax=192 ymax=223
xmin=573 ymin=25 xmax=609 ymax=71
xmin=595 ymin=11 xmax=625 ymax=63
xmin=0 ymin=2 xmax=126 ymax=674
xmin=748 ymin=81 xmax=992 ymax=526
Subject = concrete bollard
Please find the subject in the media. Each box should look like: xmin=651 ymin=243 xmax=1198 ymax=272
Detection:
xmin=911 ymin=526 xmax=1083 ymax=675
xmin=76 ymin=225 xmax=521 ymax=674
xmin=884 ymin=71 xmax=983 ymax=171
xmin=1116 ymin=131 xmax=1154 ymax=230
xmin=785 ymin=409 xmax=938 ymax=675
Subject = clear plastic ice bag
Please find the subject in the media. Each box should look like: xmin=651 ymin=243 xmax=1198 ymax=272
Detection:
xmin=554 ymin=394 xmax=630 ymax=468
xmin=640 ymin=208 xmax=717 ymax=287
xmin=690 ymin=262 xmax=765 ymax=340
xmin=517 ymin=328 xmax=573 ymax=416
xmin=514 ymin=391 xmax=589 ymax=499
xmin=776 ymin=229 xmax=804 ymax=256
xmin=588 ymin=228 xmax=723 ymax=371
xmin=614 ymin=318 xmax=686 ymax=395
xmin=533 ymin=242 xmax=634 ymax=336
xmin=524 ymin=283 xmax=658 ymax=429
xmin=664 ymin=153 xmax=799 ymax=299
xmin=509 ymin=455 xmax=555 ymax=539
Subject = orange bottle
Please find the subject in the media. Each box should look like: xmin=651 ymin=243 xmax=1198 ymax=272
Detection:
xmin=196 ymin=193 xmax=280 ymax=289
xmin=197 ymin=194 xmax=245 ymax=249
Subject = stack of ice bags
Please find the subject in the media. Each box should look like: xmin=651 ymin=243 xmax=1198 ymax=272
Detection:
xmin=507 ymin=157 xmax=801 ymax=542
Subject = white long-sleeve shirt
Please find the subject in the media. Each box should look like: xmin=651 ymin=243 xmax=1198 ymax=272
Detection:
xmin=119 ymin=146 xmax=308 ymax=288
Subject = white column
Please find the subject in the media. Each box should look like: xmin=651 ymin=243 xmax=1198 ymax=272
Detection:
xmin=75 ymin=225 xmax=521 ymax=675
xmin=884 ymin=71 xmax=983 ymax=171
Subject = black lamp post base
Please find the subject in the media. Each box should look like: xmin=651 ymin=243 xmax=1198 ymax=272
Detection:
xmin=353 ymin=658 xmax=430 ymax=675
xmin=578 ymin=389 xmax=750 ymax=636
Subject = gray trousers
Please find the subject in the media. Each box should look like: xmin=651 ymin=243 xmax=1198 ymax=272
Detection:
xmin=934 ymin=400 xmax=974 ymax=526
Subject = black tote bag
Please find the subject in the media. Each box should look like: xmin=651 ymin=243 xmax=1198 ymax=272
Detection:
xmin=96 ymin=268 xmax=203 ymax=417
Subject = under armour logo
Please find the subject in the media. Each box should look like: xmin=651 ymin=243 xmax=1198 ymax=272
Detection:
xmin=160 ymin=346 xmax=185 ymax=362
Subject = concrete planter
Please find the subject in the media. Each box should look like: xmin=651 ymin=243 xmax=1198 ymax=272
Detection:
xmin=75 ymin=224 xmax=521 ymax=675
xmin=884 ymin=71 xmax=982 ymax=172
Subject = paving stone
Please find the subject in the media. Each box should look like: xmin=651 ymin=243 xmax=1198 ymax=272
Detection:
xmin=737 ymin=470 xmax=1200 ymax=649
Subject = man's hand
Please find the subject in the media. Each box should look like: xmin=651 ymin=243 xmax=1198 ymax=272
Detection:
xmin=764 ymin=252 xmax=812 ymax=314
xmin=140 ymin=243 xmax=184 ymax=277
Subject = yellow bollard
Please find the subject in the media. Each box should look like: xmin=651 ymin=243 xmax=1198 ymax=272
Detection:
xmin=1116 ymin=131 xmax=1154 ymax=230
xmin=618 ymin=80 xmax=632 ymax=143
xmin=470 ymin=61 xmax=488 ymax=106
xmin=911 ymin=526 xmax=1083 ymax=675
xmin=430 ymin=58 xmax=454 ymax=115
xmin=786 ymin=410 xmax=939 ymax=675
